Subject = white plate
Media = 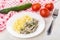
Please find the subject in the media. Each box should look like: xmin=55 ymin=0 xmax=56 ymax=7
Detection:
xmin=6 ymin=11 xmax=45 ymax=38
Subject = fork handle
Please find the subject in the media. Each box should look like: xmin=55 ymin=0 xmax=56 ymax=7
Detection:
xmin=47 ymin=20 xmax=54 ymax=35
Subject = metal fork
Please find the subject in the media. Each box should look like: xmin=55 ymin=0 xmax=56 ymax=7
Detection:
xmin=47 ymin=9 xmax=59 ymax=35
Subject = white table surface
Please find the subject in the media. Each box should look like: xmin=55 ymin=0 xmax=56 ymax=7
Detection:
xmin=0 ymin=1 xmax=60 ymax=40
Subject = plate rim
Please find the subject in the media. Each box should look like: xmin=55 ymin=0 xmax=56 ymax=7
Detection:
xmin=6 ymin=11 xmax=45 ymax=38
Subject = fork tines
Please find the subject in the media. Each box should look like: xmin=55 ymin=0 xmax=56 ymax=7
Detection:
xmin=53 ymin=9 xmax=59 ymax=16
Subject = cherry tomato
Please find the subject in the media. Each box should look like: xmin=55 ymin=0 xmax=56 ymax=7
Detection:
xmin=40 ymin=8 xmax=50 ymax=17
xmin=45 ymin=3 xmax=54 ymax=11
xmin=32 ymin=3 xmax=41 ymax=11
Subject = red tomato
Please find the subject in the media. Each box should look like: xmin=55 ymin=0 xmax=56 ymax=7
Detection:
xmin=40 ymin=8 xmax=50 ymax=17
xmin=45 ymin=3 xmax=54 ymax=11
xmin=32 ymin=3 xmax=41 ymax=11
